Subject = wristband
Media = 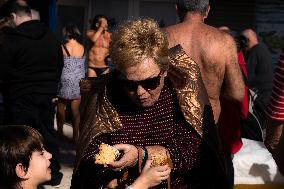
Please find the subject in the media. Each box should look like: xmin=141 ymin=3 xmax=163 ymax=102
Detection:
xmin=140 ymin=146 xmax=148 ymax=169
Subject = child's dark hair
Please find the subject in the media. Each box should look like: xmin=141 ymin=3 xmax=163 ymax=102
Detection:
xmin=62 ymin=23 xmax=81 ymax=42
xmin=89 ymin=14 xmax=108 ymax=30
xmin=0 ymin=125 xmax=44 ymax=189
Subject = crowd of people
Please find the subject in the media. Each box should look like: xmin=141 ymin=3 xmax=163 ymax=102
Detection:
xmin=0 ymin=0 xmax=283 ymax=188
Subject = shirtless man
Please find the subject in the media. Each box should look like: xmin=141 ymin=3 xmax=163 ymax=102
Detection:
xmin=86 ymin=15 xmax=111 ymax=77
xmin=165 ymin=0 xmax=245 ymax=123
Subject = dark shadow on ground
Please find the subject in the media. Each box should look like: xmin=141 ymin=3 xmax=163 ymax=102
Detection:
xmin=57 ymin=129 xmax=76 ymax=167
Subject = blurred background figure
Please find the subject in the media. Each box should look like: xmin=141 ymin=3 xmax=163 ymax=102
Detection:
xmin=57 ymin=23 xmax=85 ymax=144
xmin=165 ymin=0 xmax=245 ymax=124
xmin=0 ymin=0 xmax=63 ymax=186
xmin=240 ymin=28 xmax=274 ymax=141
xmin=86 ymin=14 xmax=111 ymax=77
xmin=218 ymin=26 xmax=249 ymax=156
xmin=0 ymin=16 xmax=13 ymax=125
xmin=165 ymin=2 xmax=245 ymax=187
xmin=265 ymin=48 xmax=284 ymax=174
xmin=218 ymin=26 xmax=230 ymax=31
xmin=217 ymin=26 xmax=249 ymax=188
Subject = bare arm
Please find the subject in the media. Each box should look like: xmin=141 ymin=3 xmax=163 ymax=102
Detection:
xmin=265 ymin=119 xmax=283 ymax=152
xmin=222 ymin=34 xmax=245 ymax=102
xmin=131 ymin=160 xmax=171 ymax=189
xmin=265 ymin=119 xmax=284 ymax=175
xmin=86 ymin=27 xmax=104 ymax=43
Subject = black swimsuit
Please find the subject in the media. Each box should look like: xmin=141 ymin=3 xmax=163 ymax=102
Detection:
xmin=88 ymin=66 xmax=109 ymax=76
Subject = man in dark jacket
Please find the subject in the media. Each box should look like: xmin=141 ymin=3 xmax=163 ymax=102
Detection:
xmin=0 ymin=1 xmax=63 ymax=186
xmin=0 ymin=16 xmax=13 ymax=124
xmin=241 ymin=29 xmax=274 ymax=141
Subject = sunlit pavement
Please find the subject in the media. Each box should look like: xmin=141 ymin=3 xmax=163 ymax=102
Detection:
xmin=42 ymin=122 xmax=75 ymax=189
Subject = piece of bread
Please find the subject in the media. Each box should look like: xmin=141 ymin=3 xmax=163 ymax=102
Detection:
xmin=95 ymin=143 xmax=120 ymax=164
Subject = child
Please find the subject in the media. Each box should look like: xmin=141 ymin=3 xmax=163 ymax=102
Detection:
xmin=0 ymin=125 xmax=52 ymax=189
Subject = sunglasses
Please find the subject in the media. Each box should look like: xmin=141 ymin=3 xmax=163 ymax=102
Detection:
xmin=119 ymin=71 xmax=163 ymax=91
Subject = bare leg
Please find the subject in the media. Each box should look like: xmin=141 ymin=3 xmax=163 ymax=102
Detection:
xmin=56 ymin=99 xmax=66 ymax=137
xmin=265 ymin=119 xmax=284 ymax=174
xmin=87 ymin=67 xmax=98 ymax=77
xmin=71 ymin=99 xmax=81 ymax=144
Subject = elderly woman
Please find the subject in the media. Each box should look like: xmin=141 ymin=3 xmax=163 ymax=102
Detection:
xmin=72 ymin=18 xmax=229 ymax=189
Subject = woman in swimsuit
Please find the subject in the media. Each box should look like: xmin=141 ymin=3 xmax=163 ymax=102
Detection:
xmin=57 ymin=24 xmax=85 ymax=143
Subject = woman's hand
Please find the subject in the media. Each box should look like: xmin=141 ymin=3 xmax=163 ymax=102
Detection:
xmin=108 ymin=144 xmax=138 ymax=171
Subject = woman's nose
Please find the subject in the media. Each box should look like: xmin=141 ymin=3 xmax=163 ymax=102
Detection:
xmin=45 ymin=151 xmax=52 ymax=160
xmin=136 ymin=85 xmax=147 ymax=96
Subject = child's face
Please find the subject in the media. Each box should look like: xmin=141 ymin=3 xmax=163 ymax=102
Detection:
xmin=26 ymin=149 xmax=52 ymax=185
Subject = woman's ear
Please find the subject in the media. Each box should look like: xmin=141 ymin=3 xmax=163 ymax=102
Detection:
xmin=204 ymin=5 xmax=210 ymax=19
xmin=11 ymin=13 xmax=16 ymax=21
xmin=15 ymin=163 xmax=29 ymax=179
xmin=10 ymin=13 xmax=17 ymax=27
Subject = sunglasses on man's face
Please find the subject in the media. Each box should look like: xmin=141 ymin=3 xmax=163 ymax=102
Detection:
xmin=119 ymin=71 xmax=163 ymax=91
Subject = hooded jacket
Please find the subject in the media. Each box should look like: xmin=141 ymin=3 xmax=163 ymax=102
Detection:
xmin=0 ymin=20 xmax=63 ymax=99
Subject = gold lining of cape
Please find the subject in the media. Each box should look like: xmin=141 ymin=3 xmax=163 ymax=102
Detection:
xmin=75 ymin=45 xmax=211 ymax=171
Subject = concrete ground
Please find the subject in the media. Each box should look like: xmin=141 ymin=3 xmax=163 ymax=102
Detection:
xmin=42 ymin=123 xmax=75 ymax=189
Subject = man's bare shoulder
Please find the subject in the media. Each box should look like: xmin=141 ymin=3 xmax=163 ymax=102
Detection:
xmin=164 ymin=22 xmax=183 ymax=31
xmin=164 ymin=23 xmax=184 ymax=47
xmin=192 ymin=24 xmax=238 ymax=79
xmin=199 ymin=24 xmax=233 ymax=44
xmin=165 ymin=22 xmax=236 ymax=61
xmin=197 ymin=24 xmax=236 ymax=55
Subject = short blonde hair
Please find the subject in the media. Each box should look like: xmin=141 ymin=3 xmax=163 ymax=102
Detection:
xmin=110 ymin=18 xmax=169 ymax=73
